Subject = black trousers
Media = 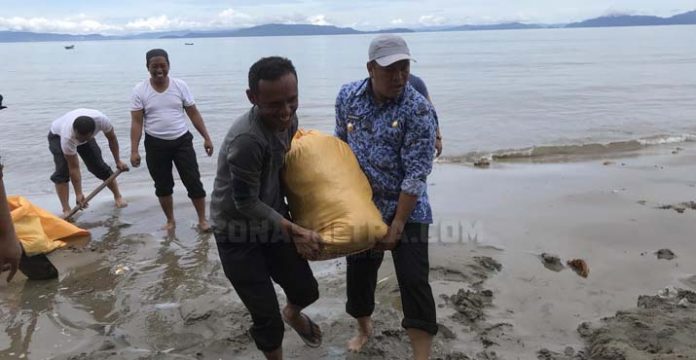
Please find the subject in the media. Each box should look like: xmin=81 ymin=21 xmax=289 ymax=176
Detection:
xmin=144 ymin=131 xmax=205 ymax=199
xmin=346 ymin=223 xmax=438 ymax=335
xmin=215 ymin=229 xmax=319 ymax=352
xmin=48 ymin=133 xmax=113 ymax=184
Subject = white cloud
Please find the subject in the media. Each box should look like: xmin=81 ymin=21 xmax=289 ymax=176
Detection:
xmin=391 ymin=18 xmax=404 ymax=25
xmin=308 ymin=14 xmax=331 ymax=26
xmin=418 ymin=15 xmax=448 ymax=26
xmin=0 ymin=16 xmax=121 ymax=34
xmin=0 ymin=10 xmax=257 ymax=35
xmin=124 ymin=15 xmax=199 ymax=31
xmin=217 ymin=8 xmax=254 ymax=23
xmin=511 ymin=11 xmax=534 ymax=22
xmin=601 ymin=7 xmax=637 ymax=17
xmin=259 ymin=13 xmax=328 ymax=26
xmin=0 ymin=14 xmax=202 ymax=34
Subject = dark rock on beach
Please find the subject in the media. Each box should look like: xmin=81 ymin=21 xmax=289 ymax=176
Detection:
xmin=540 ymin=253 xmax=565 ymax=272
xmin=655 ymin=248 xmax=676 ymax=260
xmin=450 ymin=288 xmax=494 ymax=324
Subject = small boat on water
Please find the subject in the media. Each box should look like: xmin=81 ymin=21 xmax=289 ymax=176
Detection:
xmin=64 ymin=45 xmax=75 ymax=50
xmin=184 ymin=42 xmax=194 ymax=46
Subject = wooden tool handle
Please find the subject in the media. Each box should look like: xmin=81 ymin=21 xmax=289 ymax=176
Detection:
xmin=64 ymin=168 xmax=125 ymax=220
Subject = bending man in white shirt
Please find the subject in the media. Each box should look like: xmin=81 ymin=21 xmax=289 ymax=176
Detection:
xmin=48 ymin=108 xmax=129 ymax=217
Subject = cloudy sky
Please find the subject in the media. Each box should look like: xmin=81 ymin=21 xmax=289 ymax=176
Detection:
xmin=0 ymin=0 xmax=693 ymax=34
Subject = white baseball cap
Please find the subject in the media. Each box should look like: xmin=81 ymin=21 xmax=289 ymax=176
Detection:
xmin=368 ymin=34 xmax=415 ymax=67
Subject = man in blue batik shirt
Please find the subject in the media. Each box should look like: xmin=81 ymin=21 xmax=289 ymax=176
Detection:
xmin=335 ymin=34 xmax=438 ymax=359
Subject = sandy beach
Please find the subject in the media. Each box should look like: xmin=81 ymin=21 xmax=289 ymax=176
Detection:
xmin=1 ymin=141 xmax=696 ymax=360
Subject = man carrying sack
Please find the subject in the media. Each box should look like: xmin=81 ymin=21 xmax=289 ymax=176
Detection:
xmin=334 ymin=34 xmax=439 ymax=358
xmin=210 ymin=57 xmax=323 ymax=360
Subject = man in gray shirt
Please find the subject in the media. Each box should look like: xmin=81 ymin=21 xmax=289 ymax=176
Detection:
xmin=210 ymin=57 xmax=323 ymax=360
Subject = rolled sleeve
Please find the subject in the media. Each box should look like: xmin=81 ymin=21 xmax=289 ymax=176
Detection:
xmin=227 ymin=134 xmax=284 ymax=224
xmin=400 ymin=105 xmax=436 ymax=197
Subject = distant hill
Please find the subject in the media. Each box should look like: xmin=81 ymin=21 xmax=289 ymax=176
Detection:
xmin=172 ymin=24 xmax=362 ymax=38
xmin=0 ymin=31 xmax=109 ymax=42
xmin=668 ymin=10 xmax=696 ymax=23
xmin=164 ymin=24 xmax=415 ymax=39
xmin=369 ymin=28 xmax=415 ymax=34
xmin=122 ymin=30 xmax=196 ymax=40
xmin=566 ymin=10 xmax=696 ymax=27
xmin=446 ymin=22 xmax=546 ymax=31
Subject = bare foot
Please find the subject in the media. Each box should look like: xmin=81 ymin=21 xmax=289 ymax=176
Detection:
xmin=62 ymin=209 xmax=72 ymax=219
xmin=347 ymin=333 xmax=370 ymax=352
xmin=114 ymin=197 xmax=128 ymax=208
xmin=347 ymin=320 xmax=372 ymax=352
xmin=162 ymin=221 xmax=176 ymax=231
xmin=197 ymin=220 xmax=211 ymax=233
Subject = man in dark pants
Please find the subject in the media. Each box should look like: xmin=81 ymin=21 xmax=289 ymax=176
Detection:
xmin=335 ymin=34 xmax=438 ymax=359
xmin=210 ymin=57 xmax=323 ymax=360
xmin=48 ymin=109 xmax=128 ymax=217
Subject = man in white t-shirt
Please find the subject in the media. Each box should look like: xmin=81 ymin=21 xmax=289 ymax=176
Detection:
xmin=48 ymin=109 xmax=129 ymax=217
xmin=130 ymin=48 xmax=214 ymax=232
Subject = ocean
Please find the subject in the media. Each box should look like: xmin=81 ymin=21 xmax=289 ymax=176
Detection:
xmin=1 ymin=25 xmax=695 ymax=196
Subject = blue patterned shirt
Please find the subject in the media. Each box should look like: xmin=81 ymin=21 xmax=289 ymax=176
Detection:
xmin=335 ymin=78 xmax=436 ymax=224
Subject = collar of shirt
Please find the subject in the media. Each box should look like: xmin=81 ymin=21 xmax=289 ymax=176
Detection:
xmin=355 ymin=78 xmax=409 ymax=109
xmin=248 ymin=105 xmax=296 ymax=153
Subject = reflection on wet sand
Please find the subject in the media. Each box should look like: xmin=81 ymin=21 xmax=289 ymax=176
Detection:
xmin=1 ymin=210 xmax=227 ymax=358
xmin=0 ymin=280 xmax=59 ymax=359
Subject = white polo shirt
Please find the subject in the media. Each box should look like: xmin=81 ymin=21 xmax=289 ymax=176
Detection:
xmin=130 ymin=77 xmax=195 ymax=140
xmin=49 ymin=108 xmax=113 ymax=156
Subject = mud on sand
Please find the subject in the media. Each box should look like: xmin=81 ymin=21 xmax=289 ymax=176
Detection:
xmin=576 ymin=289 xmax=696 ymax=360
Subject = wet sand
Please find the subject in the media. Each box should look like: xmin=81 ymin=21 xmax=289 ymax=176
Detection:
xmin=2 ymin=142 xmax=696 ymax=359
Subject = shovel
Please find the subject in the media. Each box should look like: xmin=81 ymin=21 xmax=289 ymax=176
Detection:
xmin=63 ymin=168 xmax=126 ymax=221
xmin=17 ymin=168 xmax=126 ymax=280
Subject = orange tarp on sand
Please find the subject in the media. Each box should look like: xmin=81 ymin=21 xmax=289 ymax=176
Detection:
xmin=8 ymin=195 xmax=89 ymax=256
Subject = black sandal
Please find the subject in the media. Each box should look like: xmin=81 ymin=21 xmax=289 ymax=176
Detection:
xmin=285 ymin=313 xmax=322 ymax=348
